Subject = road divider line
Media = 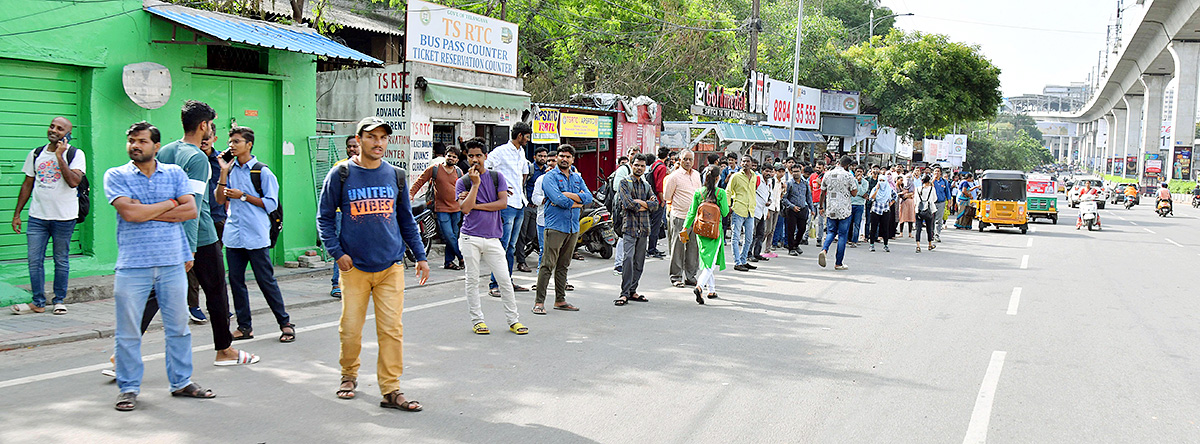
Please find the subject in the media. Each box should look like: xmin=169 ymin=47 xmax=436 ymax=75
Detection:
xmin=963 ymin=351 xmax=1008 ymax=444
xmin=1130 ymin=221 xmax=1139 ymax=226
xmin=1006 ymin=287 xmax=1022 ymax=315
xmin=1166 ymin=238 xmax=1183 ymax=247
xmin=0 ymin=297 xmax=468 ymax=390
xmin=1019 ymin=255 xmax=1029 ymax=269
xmin=1143 ymin=227 xmax=1156 ymax=234
xmin=1025 ymin=238 xmax=1033 ymax=248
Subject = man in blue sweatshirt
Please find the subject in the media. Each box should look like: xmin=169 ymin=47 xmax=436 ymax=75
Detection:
xmin=316 ymin=116 xmax=430 ymax=412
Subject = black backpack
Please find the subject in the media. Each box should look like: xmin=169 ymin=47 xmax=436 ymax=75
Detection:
xmin=32 ymin=145 xmax=89 ymax=223
xmin=248 ymin=162 xmax=283 ymax=248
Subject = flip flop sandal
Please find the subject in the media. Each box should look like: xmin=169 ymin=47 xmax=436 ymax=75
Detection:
xmin=171 ymin=382 xmax=216 ymax=399
xmin=10 ymin=303 xmax=44 ymax=315
xmin=114 ymin=392 xmax=137 ymax=411
xmin=509 ymin=322 xmax=528 ymax=335
xmin=694 ymin=287 xmax=704 ymax=305
xmin=627 ymin=294 xmax=648 ymax=302
xmin=552 ymin=304 xmax=579 ymax=311
xmin=52 ymin=304 xmax=67 ymax=315
xmin=489 ymin=288 xmax=501 ymax=298
xmin=473 ymin=322 xmax=490 ymax=335
xmin=614 ymin=297 xmax=628 ymax=306
xmin=531 ymin=305 xmax=547 ymax=315
xmin=337 ymin=378 xmax=357 ymax=400
xmin=232 ymin=328 xmax=253 ymax=341
xmin=672 ymin=281 xmax=686 ymax=288
xmin=214 ymin=349 xmax=260 ymax=366
xmin=279 ymin=323 xmax=296 ymax=343
xmin=330 ymin=287 xmax=342 ymax=298
xmin=380 ymin=392 xmax=422 ymax=412
xmin=565 ymin=284 xmax=575 ymax=291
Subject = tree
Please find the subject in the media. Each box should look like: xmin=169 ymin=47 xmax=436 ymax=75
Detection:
xmin=816 ymin=0 xmax=895 ymax=43
xmin=842 ymin=31 xmax=1002 ymax=139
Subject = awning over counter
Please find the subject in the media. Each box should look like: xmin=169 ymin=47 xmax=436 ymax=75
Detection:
xmin=418 ymin=77 xmax=531 ymax=111
xmin=145 ymin=0 xmax=382 ymax=65
xmin=716 ymin=122 xmax=775 ymax=143
xmin=767 ymin=127 xmax=824 ymax=143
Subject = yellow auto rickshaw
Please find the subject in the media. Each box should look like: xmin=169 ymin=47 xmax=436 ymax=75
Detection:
xmin=973 ymin=170 xmax=1029 ymax=234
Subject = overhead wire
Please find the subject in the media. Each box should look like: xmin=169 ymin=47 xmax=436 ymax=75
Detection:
xmin=918 ymin=16 xmax=1104 ymax=35
xmin=0 ymin=8 xmax=138 ymax=37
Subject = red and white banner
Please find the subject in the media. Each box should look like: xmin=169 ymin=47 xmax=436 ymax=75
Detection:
xmin=764 ymin=78 xmax=820 ymax=130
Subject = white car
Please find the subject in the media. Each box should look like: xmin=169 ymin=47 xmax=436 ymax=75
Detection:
xmin=1068 ymin=177 xmax=1107 ymax=209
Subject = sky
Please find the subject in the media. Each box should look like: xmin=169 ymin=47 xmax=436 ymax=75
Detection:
xmin=877 ymin=0 xmax=1125 ymax=97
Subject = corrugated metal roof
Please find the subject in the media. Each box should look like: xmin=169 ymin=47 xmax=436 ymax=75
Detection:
xmin=257 ymin=0 xmax=403 ymax=36
xmin=534 ymin=103 xmax=624 ymax=115
xmin=144 ymin=0 xmax=383 ymax=65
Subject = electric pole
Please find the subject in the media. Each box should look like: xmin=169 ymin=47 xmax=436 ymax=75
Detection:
xmin=748 ymin=0 xmax=760 ymax=71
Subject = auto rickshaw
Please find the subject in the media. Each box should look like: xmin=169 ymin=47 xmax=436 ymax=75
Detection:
xmin=1025 ymin=178 xmax=1058 ymax=224
xmin=973 ymin=170 xmax=1029 ymax=234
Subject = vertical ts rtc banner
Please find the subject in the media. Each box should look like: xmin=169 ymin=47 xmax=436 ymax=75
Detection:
xmin=764 ymin=78 xmax=820 ymax=130
xmin=373 ymin=65 xmax=412 ymax=168
xmin=406 ymin=0 xmax=519 ymax=77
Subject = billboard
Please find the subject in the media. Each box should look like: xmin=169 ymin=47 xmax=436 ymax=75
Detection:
xmin=1036 ymin=122 xmax=1077 ymax=137
xmin=405 ymin=0 xmax=519 ymax=77
xmin=1173 ymin=146 xmax=1192 ymax=180
xmin=531 ymin=108 xmax=560 ymax=144
xmin=560 ymin=113 xmax=599 ymax=138
xmin=765 ymin=78 xmax=820 ymax=130
xmin=855 ymin=115 xmax=878 ymax=140
xmin=820 ymin=114 xmax=856 ymax=137
xmin=820 ymin=89 xmax=860 ymax=115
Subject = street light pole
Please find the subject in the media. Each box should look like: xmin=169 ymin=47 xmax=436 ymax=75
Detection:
xmin=787 ymin=0 xmax=804 ymax=157
xmin=867 ymin=12 xmax=914 ymax=44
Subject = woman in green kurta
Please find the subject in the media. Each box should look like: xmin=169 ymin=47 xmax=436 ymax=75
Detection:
xmin=682 ymin=165 xmax=731 ymax=304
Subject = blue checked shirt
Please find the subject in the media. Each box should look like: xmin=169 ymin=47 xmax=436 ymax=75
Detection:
xmin=223 ymin=156 xmax=279 ymax=250
xmin=103 ymin=161 xmax=194 ymax=270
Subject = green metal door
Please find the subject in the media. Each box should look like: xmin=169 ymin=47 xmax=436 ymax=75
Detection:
xmin=191 ymin=75 xmax=277 ymax=169
xmin=0 ymin=58 xmax=85 ymax=261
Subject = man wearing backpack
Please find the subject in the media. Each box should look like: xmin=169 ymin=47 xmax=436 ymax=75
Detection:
xmin=317 ymin=116 xmax=430 ymax=410
xmin=215 ymin=126 xmax=294 ymax=344
xmin=10 ymin=116 xmax=86 ymax=315
xmin=410 ymin=147 xmax=465 ymax=270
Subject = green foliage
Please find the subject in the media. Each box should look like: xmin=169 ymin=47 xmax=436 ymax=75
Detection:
xmin=843 ymin=32 xmax=1002 ymax=139
xmin=964 ymin=118 xmax=1053 ymax=171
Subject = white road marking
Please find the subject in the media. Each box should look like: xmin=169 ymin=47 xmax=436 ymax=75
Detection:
xmin=1130 ymin=221 xmax=1139 ymax=226
xmin=1115 ymin=215 xmax=1126 ymax=220
xmin=1019 ymin=255 xmax=1029 ymax=269
xmin=0 ymin=297 xmax=467 ymax=390
xmin=1007 ymin=287 xmax=1022 ymax=315
xmin=1025 ymin=238 xmax=1033 ymax=248
xmin=962 ymin=351 xmax=1008 ymax=444
xmin=1143 ymin=227 xmax=1156 ymax=234
xmin=1029 ymin=226 xmax=1037 ymax=233
xmin=1166 ymin=238 xmax=1183 ymax=247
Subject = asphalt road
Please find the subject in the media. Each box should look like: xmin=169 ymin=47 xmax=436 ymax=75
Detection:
xmin=1 ymin=196 xmax=1198 ymax=443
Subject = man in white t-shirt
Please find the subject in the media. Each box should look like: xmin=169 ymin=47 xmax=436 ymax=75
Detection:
xmin=10 ymin=117 xmax=86 ymax=315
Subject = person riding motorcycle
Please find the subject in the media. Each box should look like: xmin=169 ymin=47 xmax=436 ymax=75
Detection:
xmin=1157 ymin=183 xmax=1173 ymax=213
xmin=1123 ymin=184 xmax=1137 ymax=199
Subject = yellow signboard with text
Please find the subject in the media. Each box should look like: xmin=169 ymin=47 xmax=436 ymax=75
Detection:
xmin=559 ymin=113 xmax=599 ymax=138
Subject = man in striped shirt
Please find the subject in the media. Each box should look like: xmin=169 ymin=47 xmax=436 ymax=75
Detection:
xmin=615 ymin=155 xmax=659 ymax=306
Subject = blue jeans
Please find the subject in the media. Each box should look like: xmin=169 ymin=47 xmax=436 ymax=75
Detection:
xmin=490 ymin=206 xmax=524 ymax=289
xmin=113 ymin=264 xmax=192 ymax=394
xmin=773 ymin=213 xmax=787 ymax=245
xmin=26 ymin=217 xmax=75 ymax=307
xmin=227 ymin=247 xmax=290 ymax=333
xmin=437 ymin=211 xmax=464 ymax=266
xmin=537 ymin=225 xmax=545 ymax=267
xmin=850 ymin=204 xmax=865 ymax=242
xmin=822 ymin=216 xmax=853 ymax=266
xmin=332 ymin=211 xmax=342 ymax=287
xmin=730 ymin=213 xmax=755 ymax=265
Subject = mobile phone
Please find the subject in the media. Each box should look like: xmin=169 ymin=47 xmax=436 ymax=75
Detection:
xmin=221 ymin=151 xmax=235 ymax=162
xmin=61 ymin=132 xmax=71 ymax=144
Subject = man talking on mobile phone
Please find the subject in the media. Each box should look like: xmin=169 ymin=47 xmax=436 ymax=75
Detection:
xmin=10 ymin=117 xmax=85 ymax=315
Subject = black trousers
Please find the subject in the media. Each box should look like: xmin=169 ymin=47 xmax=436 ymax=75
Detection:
xmin=784 ymin=208 xmax=810 ymax=251
xmin=751 ymin=216 xmax=766 ymax=257
xmin=141 ymin=241 xmax=235 ymax=351
xmin=514 ymin=205 xmax=538 ymax=264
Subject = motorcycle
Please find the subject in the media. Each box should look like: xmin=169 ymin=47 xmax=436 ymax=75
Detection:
xmin=576 ymin=202 xmax=617 ymax=259
xmin=405 ymin=201 xmax=439 ymax=263
xmin=1157 ymin=199 xmax=1173 ymax=217
xmin=1192 ymin=194 xmax=1199 ymax=208
xmin=1076 ymin=195 xmax=1101 ymax=231
xmin=1124 ymin=195 xmax=1136 ymax=209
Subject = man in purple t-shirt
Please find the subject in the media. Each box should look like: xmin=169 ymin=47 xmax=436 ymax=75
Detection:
xmin=455 ymin=139 xmax=527 ymax=336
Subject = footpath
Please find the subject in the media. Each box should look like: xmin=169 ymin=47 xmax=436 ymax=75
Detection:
xmin=0 ymin=262 xmax=476 ymax=351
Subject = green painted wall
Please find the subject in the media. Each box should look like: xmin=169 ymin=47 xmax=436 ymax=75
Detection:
xmin=0 ymin=0 xmax=322 ymax=287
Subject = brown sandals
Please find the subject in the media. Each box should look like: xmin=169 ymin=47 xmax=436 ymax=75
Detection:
xmin=337 ymin=377 xmax=357 ymax=399
xmin=380 ymin=391 xmax=422 ymax=412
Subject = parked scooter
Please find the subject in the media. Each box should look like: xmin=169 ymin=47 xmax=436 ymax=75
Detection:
xmin=1076 ymin=195 xmax=1101 ymax=231
xmin=576 ymin=202 xmax=617 ymax=259
xmin=1157 ymin=199 xmax=1173 ymax=217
